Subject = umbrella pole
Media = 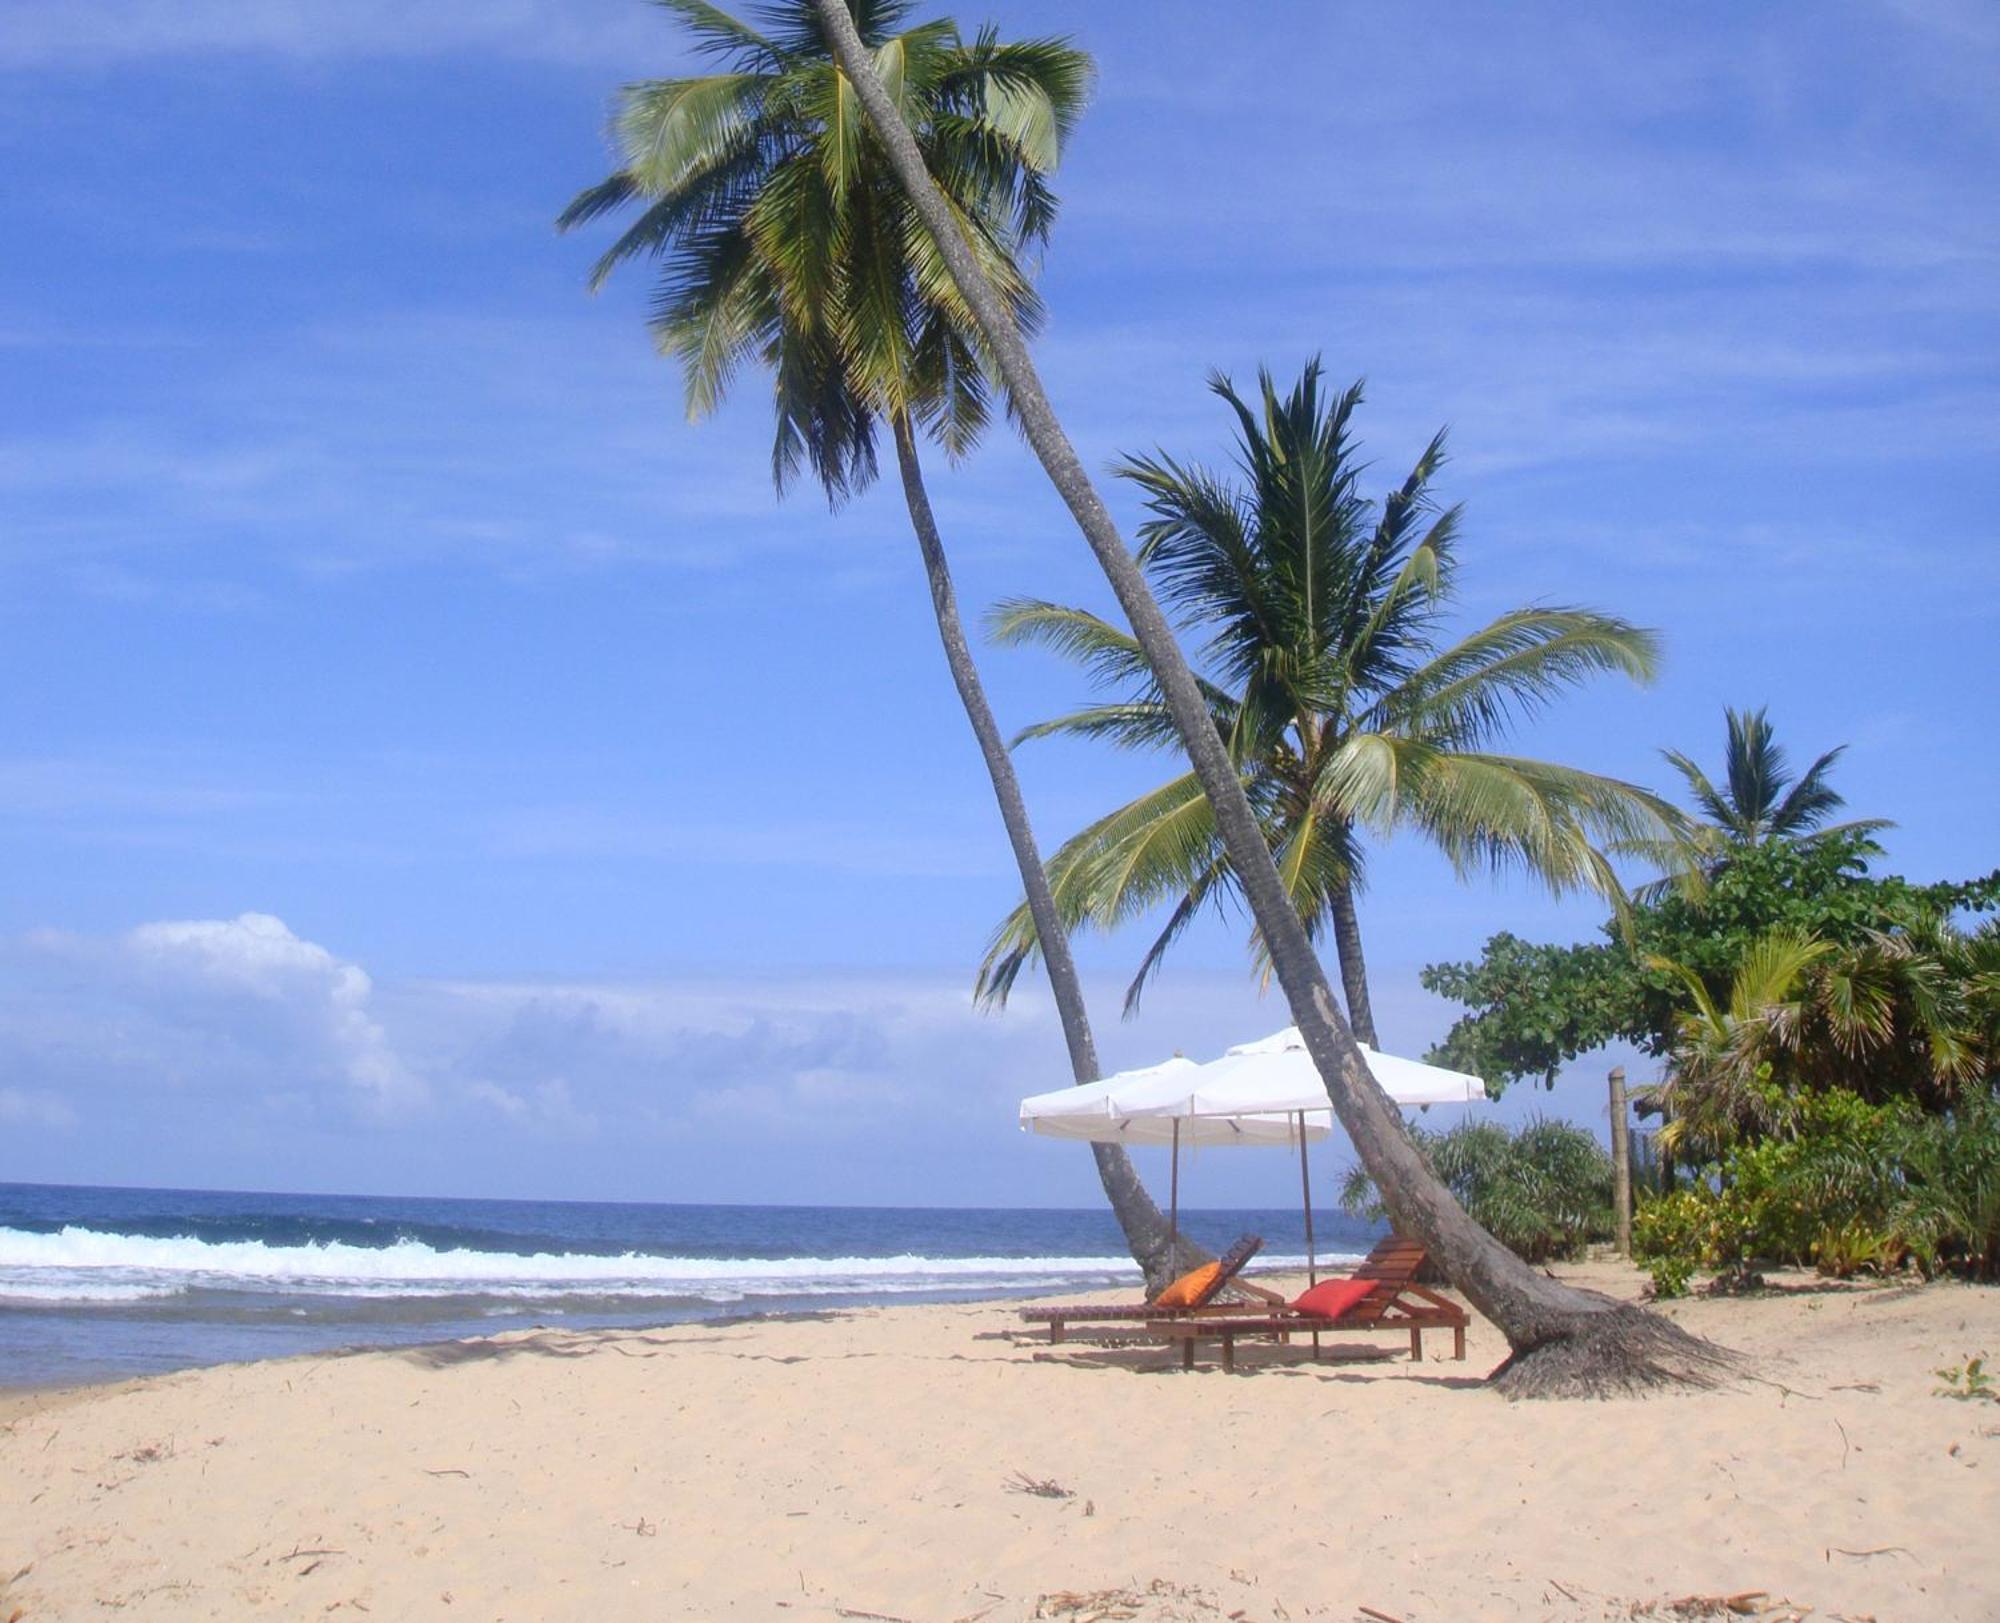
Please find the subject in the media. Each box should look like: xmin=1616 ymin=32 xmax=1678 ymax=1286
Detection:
xmin=1297 ymin=1111 xmax=1316 ymax=1285
xmin=1169 ymin=1117 xmax=1181 ymax=1267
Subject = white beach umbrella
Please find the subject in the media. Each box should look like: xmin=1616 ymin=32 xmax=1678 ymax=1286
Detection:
xmin=1189 ymin=1026 xmax=1489 ymax=1115
xmin=1017 ymin=1029 xmax=1487 ymax=1282
xmin=1017 ymin=1056 xmax=1332 ymax=1147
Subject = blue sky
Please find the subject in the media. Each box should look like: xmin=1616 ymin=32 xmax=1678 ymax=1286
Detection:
xmin=1 ymin=1 xmax=1994 ymax=1207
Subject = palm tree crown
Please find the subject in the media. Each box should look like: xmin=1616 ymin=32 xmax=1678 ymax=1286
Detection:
xmin=1663 ymin=707 xmax=1891 ymax=849
xmin=978 ymin=361 xmax=1683 ymax=1027
xmin=559 ymin=0 xmax=1090 ymax=498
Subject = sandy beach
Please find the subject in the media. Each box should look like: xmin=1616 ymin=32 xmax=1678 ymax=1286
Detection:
xmin=3 ymin=1262 xmax=1997 ymax=1621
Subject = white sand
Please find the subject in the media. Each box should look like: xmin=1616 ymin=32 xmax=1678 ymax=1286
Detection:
xmin=3 ymin=1261 xmax=1997 ymax=1620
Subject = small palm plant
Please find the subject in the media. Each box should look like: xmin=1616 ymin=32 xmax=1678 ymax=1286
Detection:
xmin=977 ymin=361 xmax=1684 ymax=1040
xmin=1339 ymin=1117 xmax=1615 ymax=1264
xmin=1645 ymin=928 xmax=1834 ymax=1156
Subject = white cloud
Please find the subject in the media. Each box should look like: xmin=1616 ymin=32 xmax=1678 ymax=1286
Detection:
xmin=124 ymin=912 xmax=425 ymax=1114
xmin=0 ymin=907 xmax=1629 ymax=1201
xmin=7 ymin=912 xmax=425 ymax=1118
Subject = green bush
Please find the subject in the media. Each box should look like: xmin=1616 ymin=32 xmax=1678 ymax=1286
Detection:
xmin=1631 ymin=1187 xmax=1723 ymax=1295
xmin=1895 ymin=1094 xmax=2000 ymax=1280
xmin=1631 ymin=1088 xmax=2000 ymax=1287
xmin=1339 ymin=1116 xmax=1613 ymax=1264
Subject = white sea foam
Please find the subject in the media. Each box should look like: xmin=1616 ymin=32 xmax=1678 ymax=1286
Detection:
xmin=0 ymin=1225 xmax=1158 ymax=1304
xmin=0 ymin=1280 xmax=184 ymax=1304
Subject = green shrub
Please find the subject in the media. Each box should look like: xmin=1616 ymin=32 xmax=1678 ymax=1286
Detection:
xmin=1894 ymin=1094 xmax=2000 ymax=1280
xmin=1719 ymin=1091 xmax=1907 ymax=1277
xmin=1648 ymin=1253 xmax=1696 ymax=1299
xmin=1339 ymin=1116 xmax=1613 ymax=1264
xmin=1632 ymin=1088 xmax=2000 ymax=1286
xmin=1632 ymin=1187 xmax=1718 ymax=1295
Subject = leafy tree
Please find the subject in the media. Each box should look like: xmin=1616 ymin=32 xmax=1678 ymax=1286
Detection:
xmin=975 ymin=362 xmax=1679 ymax=1045
xmin=814 ymin=0 xmax=1728 ymax=1396
xmin=1426 ymin=830 xmax=2000 ymax=1093
xmin=560 ymin=0 xmax=1190 ymax=1280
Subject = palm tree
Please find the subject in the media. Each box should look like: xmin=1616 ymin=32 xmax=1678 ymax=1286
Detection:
xmin=1646 ymin=929 xmax=1835 ymax=1157
xmin=1664 ymin=706 xmax=1891 ymax=849
xmin=975 ymin=363 xmax=1682 ymax=1048
xmin=561 ymin=0 xmax=1188 ymax=1281
xmin=811 ymin=0 xmax=1730 ymax=1393
xmin=1649 ymin=914 xmax=2000 ymax=1153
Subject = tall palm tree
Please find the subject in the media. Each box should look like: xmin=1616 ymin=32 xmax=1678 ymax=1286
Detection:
xmin=975 ymin=363 xmax=1682 ymax=1047
xmin=561 ymin=0 xmax=1186 ymax=1280
xmin=811 ymin=0 xmax=1729 ymax=1393
xmin=1665 ymin=707 xmax=1892 ymax=849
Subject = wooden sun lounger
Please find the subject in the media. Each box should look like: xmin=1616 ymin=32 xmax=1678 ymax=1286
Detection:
xmin=1148 ymin=1234 xmax=1471 ymax=1371
xmin=1019 ymin=1234 xmax=1278 ymax=1343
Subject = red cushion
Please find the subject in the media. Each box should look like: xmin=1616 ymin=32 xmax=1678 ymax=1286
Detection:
xmin=1289 ymin=1276 xmax=1377 ymax=1322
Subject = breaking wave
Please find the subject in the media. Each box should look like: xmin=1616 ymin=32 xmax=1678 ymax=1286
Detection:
xmin=0 ymin=1225 xmax=1170 ymax=1306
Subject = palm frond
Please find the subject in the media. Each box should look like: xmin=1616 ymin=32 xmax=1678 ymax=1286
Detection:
xmin=1381 ymin=608 xmax=1660 ymax=747
xmin=653 ymin=0 xmax=786 ymax=69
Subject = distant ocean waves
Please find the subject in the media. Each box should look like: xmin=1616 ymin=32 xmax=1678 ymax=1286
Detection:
xmin=0 ymin=1225 xmax=1169 ymax=1310
xmin=0 ymin=1184 xmax=1376 ymax=1387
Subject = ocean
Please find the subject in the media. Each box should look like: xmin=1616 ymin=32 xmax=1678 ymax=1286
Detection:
xmin=0 ymin=1182 xmax=1381 ymax=1389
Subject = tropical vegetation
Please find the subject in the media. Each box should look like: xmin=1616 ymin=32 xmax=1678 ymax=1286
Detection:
xmin=975 ymin=361 xmax=1683 ymax=1046
xmin=1665 ymin=704 xmax=1892 ymax=852
xmin=1633 ymin=1090 xmax=2000 ymax=1294
xmin=1424 ymin=714 xmax=1996 ymax=1091
xmin=1339 ymin=1118 xmax=1614 ymax=1265
xmin=1418 ymin=709 xmax=1998 ymax=1296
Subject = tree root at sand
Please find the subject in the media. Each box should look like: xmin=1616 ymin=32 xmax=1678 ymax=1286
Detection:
xmin=1489 ymin=1305 xmax=1743 ymax=1400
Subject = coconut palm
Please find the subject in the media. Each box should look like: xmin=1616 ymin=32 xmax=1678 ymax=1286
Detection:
xmin=560 ymin=0 xmax=1188 ymax=1279
xmin=1665 ymin=708 xmax=1890 ymax=849
xmin=975 ymin=363 xmax=1683 ymax=1046
xmin=811 ymin=0 xmax=1730 ymax=1393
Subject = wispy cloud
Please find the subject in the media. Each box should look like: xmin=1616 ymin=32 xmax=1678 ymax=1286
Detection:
xmin=0 ymin=0 xmax=664 ymax=69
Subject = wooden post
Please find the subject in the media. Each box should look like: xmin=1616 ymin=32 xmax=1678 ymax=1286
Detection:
xmin=1169 ymin=1117 xmax=1181 ymax=1269
xmin=1609 ymin=1065 xmax=1632 ymax=1256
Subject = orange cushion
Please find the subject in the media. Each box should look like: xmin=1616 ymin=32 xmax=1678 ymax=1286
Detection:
xmin=1151 ymin=1260 xmax=1224 ymax=1310
xmin=1290 ymin=1276 xmax=1376 ymax=1321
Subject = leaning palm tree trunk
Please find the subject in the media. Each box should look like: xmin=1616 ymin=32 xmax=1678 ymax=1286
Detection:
xmin=819 ymin=0 xmax=1728 ymax=1395
xmin=890 ymin=415 xmax=1192 ymax=1287
xmin=1328 ymin=879 xmax=1379 ymax=1047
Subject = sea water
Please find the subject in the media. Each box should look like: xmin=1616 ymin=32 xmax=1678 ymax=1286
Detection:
xmin=0 ymin=1183 xmax=1380 ymax=1388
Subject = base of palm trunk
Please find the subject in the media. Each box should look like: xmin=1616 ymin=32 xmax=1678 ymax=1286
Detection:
xmin=1488 ymin=1303 xmax=1739 ymax=1400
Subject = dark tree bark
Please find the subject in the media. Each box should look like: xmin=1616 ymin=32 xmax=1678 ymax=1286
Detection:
xmin=822 ymin=0 xmax=1731 ymax=1395
xmin=892 ymin=415 xmax=1194 ymax=1288
xmin=1327 ymin=877 xmax=1379 ymax=1047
